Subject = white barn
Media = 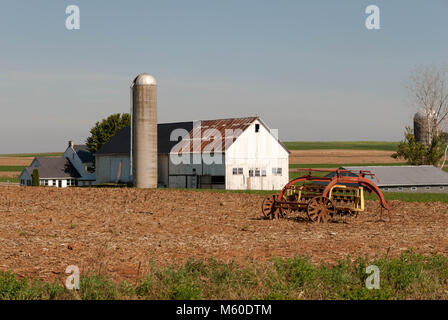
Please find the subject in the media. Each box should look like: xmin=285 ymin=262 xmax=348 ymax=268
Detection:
xmin=95 ymin=116 xmax=290 ymax=190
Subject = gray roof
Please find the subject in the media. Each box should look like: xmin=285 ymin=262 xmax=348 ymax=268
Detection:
xmin=25 ymin=157 xmax=81 ymax=179
xmin=96 ymin=122 xmax=194 ymax=155
xmin=73 ymin=145 xmax=94 ymax=163
xmin=341 ymin=165 xmax=448 ymax=187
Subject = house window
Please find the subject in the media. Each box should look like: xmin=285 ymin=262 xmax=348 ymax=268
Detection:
xmin=238 ymin=168 xmax=243 ymax=175
xmin=425 ymin=187 xmax=431 ymax=190
xmin=272 ymin=168 xmax=282 ymax=176
xmin=411 ymin=187 xmax=417 ymax=191
xmin=44 ymin=180 xmax=49 ymax=186
xmin=249 ymin=169 xmax=254 ymax=177
xmin=255 ymin=169 xmax=260 ymax=176
xmin=383 ymin=188 xmax=389 ymax=191
xmin=20 ymin=179 xmax=24 ymax=185
xmin=262 ymin=169 xmax=266 ymax=177
xmin=255 ymin=124 xmax=260 ymax=133
xmin=233 ymin=168 xmax=238 ymax=175
xmin=397 ymin=187 xmax=403 ymax=191
xmin=26 ymin=180 xmax=31 ymax=186
xmin=440 ymin=186 xmax=445 ymax=190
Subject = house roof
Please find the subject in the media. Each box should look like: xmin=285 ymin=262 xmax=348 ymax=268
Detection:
xmin=96 ymin=121 xmax=193 ymax=155
xmin=341 ymin=165 xmax=448 ymax=187
xmin=73 ymin=145 xmax=94 ymax=163
xmin=24 ymin=157 xmax=81 ymax=179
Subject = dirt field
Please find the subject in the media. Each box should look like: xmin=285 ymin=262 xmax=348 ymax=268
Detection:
xmin=0 ymin=186 xmax=447 ymax=283
xmin=289 ymin=149 xmax=403 ymax=164
xmin=0 ymin=157 xmax=33 ymax=166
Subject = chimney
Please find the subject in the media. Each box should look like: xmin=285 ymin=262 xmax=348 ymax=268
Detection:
xmin=68 ymin=141 xmax=74 ymax=148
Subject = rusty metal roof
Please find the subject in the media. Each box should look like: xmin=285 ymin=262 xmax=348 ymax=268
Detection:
xmin=174 ymin=117 xmax=258 ymax=153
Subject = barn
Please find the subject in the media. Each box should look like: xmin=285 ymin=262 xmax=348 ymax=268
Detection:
xmin=339 ymin=165 xmax=448 ymax=193
xmin=95 ymin=116 xmax=290 ymax=190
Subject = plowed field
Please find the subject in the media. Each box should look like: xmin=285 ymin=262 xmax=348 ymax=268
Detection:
xmin=0 ymin=187 xmax=447 ymax=282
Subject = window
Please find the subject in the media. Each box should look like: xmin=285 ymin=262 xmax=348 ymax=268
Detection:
xmin=262 ymin=169 xmax=266 ymax=177
xmin=255 ymin=169 xmax=260 ymax=176
xmin=249 ymin=169 xmax=254 ymax=177
xmin=397 ymin=187 xmax=403 ymax=191
xmin=20 ymin=179 xmax=24 ymax=185
xmin=411 ymin=187 xmax=417 ymax=191
xmin=383 ymin=188 xmax=389 ymax=191
xmin=44 ymin=180 xmax=49 ymax=186
xmin=238 ymin=168 xmax=243 ymax=175
xmin=425 ymin=187 xmax=431 ymax=190
xmin=440 ymin=186 xmax=445 ymax=190
xmin=232 ymin=168 xmax=238 ymax=175
xmin=26 ymin=180 xmax=31 ymax=186
xmin=272 ymin=168 xmax=282 ymax=176
xmin=255 ymin=124 xmax=260 ymax=133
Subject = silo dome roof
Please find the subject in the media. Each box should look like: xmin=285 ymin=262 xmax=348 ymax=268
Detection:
xmin=133 ymin=73 xmax=157 ymax=85
xmin=414 ymin=110 xmax=426 ymax=119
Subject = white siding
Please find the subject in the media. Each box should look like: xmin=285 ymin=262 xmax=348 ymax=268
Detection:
xmin=225 ymin=120 xmax=289 ymax=190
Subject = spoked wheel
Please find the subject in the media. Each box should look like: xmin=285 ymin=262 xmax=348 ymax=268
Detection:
xmin=307 ymin=196 xmax=335 ymax=223
xmin=262 ymin=195 xmax=286 ymax=219
xmin=262 ymin=195 xmax=276 ymax=219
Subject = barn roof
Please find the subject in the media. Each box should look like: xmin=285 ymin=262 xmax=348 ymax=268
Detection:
xmin=73 ymin=145 xmax=94 ymax=163
xmin=24 ymin=157 xmax=81 ymax=179
xmin=174 ymin=117 xmax=259 ymax=153
xmin=96 ymin=117 xmax=289 ymax=156
xmin=341 ymin=165 xmax=448 ymax=187
xmin=96 ymin=121 xmax=193 ymax=155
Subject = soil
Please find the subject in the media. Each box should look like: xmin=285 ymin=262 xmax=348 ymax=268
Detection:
xmin=289 ymin=149 xmax=403 ymax=164
xmin=0 ymin=157 xmax=33 ymax=166
xmin=0 ymin=186 xmax=447 ymax=283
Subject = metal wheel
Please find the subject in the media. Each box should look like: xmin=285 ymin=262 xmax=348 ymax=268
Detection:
xmin=307 ymin=196 xmax=335 ymax=223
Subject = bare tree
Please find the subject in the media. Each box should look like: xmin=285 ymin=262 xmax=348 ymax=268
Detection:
xmin=407 ymin=65 xmax=448 ymax=168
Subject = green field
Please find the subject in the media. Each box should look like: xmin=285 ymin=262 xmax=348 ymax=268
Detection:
xmin=0 ymin=250 xmax=447 ymax=300
xmin=0 ymin=166 xmax=26 ymax=172
xmin=0 ymin=177 xmax=19 ymax=183
xmin=284 ymin=141 xmax=399 ymax=151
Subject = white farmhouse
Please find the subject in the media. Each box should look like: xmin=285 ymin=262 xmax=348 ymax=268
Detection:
xmin=95 ymin=116 xmax=290 ymax=190
xmin=19 ymin=141 xmax=95 ymax=187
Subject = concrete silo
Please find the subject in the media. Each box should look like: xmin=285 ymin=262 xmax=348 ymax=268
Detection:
xmin=414 ymin=110 xmax=437 ymax=148
xmin=131 ymin=73 xmax=158 ymax=188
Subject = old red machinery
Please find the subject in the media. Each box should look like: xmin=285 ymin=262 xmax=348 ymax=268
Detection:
xmin=262 ymin=168 xmax=391 ymax=223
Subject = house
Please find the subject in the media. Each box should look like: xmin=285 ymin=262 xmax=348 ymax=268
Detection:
xmin=19 ymin=141 xmax=95 ymax=187
xmin=95 ymin=116 xmax=290 ymax=190
xmin=337 ymin=165 xmax=448 ymax=193
xmin=19 ymin=157 xmax=80 ymax=187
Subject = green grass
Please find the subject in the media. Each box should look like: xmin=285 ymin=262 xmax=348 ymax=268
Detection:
xmin=0 ymin=177 xmax=19 ymax=183
xmin=290 ymin=163 xmax=406 ymax=169
xmin=285 ymin=141 xmax=399 ymax=151
xmin=366 ymin=192 xmax=448 ymax=203
xmin=1 ymin=250 xmax=447 ymax=300
xmin=0 ymin=166 xmax=26 ymax=172
xmin=0 ymin=153 xmax=62 ymax=158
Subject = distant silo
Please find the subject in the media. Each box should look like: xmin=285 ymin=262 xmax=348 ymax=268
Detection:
xmin=414 ymin=110 xmax=437 ymax=148
xmin=131 ymin=73 xmax=157 ymax=188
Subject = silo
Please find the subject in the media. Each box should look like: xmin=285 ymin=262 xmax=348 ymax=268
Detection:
xmin=131 ymin=73 xmax=157 ymax=188
xmin=414 ymin=110 xmax=437 ymax=148
xmin=413 ymin=111 xmax=428 ymax=146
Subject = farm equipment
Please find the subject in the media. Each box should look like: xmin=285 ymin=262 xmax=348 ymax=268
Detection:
xmin=262 ymin=168 xmax=391 ymax=223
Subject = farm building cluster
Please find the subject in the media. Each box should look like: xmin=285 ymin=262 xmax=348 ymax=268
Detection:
xmin=18 ymin=73 xmax=448 ymax=193
xmin=19 ymin=116 xmax=290 ymax=191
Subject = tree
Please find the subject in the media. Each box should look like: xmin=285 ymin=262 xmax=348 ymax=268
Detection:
xmin=407 ymin=65 xmax=448 ymax=144
xmin=32 ymin=168 xmax=40 ymax=186
xmin=392 ymin=127 xmax=445 ymax=166
xmin=86 ymin=113 xmax=130 ymax=154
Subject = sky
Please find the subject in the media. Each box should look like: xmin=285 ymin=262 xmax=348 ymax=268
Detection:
xmin=0 ymin=0 xmax=447 ymax=153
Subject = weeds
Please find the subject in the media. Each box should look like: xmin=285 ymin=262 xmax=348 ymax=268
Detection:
xmin=1 ymin=250 xmax=447 ymax=300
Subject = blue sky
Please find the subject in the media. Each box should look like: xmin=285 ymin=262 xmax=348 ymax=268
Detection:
xmin=0 ymin=0 xmax=447 ymax=153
